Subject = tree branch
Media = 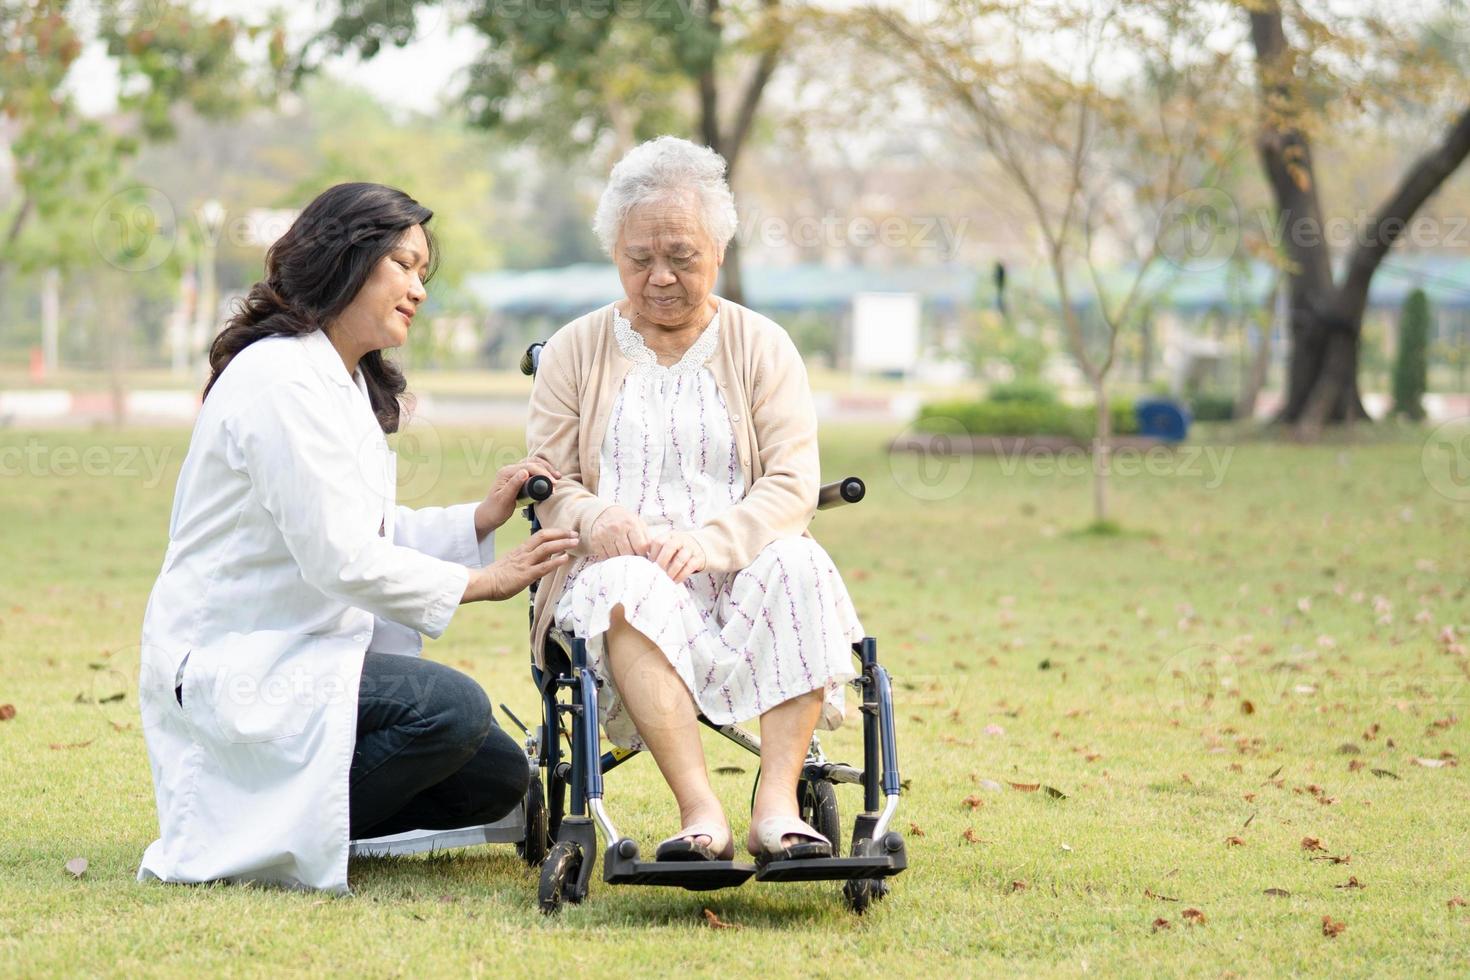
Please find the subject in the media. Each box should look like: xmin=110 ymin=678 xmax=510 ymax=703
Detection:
xmin=1339 ymin=104 xmax=1470 ymax=312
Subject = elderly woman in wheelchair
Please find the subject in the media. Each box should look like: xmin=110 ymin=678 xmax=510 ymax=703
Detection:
xmin=526 ymin=136 xmax=868 ymax=868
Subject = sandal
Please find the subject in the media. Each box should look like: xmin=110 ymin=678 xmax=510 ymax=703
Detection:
xmin=655 ymin=821 xmax=734 ymax=862
xmin=746 ymin=816 xmax=833 ymax=865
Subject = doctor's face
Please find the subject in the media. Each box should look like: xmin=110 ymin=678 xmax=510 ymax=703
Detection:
xmin=333 ymin=224 xmax=430 ymax=355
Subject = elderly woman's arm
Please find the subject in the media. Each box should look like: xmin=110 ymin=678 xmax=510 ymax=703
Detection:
xmin=525 ymin=335 xmax=615 ymax=550
xmin=688 ymin=327 xmax=821 ymax=573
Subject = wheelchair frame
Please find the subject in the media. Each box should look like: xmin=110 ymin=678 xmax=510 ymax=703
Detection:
xmin=516 ymin=342 xmax=906 ymax=914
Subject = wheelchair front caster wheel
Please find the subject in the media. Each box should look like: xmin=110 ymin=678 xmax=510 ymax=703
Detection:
xmin=516 ymin=774 xmax=549 ymax=867
xmin=843 ymin=876 xmax=889 ymax=915
xmin=538 ymin=840 xmax=584 ymax=914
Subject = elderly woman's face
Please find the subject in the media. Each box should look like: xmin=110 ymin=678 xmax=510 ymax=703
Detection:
xmin=615 ymin=194 xmax=723 ymax=329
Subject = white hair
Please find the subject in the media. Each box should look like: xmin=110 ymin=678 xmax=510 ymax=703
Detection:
xmin=592 ymin=136 xmax=738 ymax=256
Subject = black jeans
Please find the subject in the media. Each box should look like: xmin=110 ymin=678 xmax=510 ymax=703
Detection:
xmin=348 ymin=653 xmax=530 ymax=840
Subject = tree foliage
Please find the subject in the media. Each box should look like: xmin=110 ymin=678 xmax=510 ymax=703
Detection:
xmin=1391 ymin=287 xmax=1430 ymax=422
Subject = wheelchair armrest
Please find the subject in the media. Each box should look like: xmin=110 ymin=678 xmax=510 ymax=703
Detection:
xmin=817 ymin=476 xmax=865 ymax=510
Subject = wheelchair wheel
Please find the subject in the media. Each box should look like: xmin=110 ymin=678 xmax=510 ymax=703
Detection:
xmin=516 ymin=774 xmax=548 ymax=867
xmin=799 ymin=778 xmax=841 ymax=856
xmin=843 ymin=876 xmax=889 ymax=914
xmin=538 ymin=840 xmax=583 ymax=914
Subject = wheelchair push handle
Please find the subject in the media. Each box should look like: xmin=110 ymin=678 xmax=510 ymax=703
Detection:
xmin=817 ymin=476 xmax=865 ymax=510
xmin=520 ymin=342 xmax=545 ymax=377
xmin=517 ymin=474 xmax=553 ymax=505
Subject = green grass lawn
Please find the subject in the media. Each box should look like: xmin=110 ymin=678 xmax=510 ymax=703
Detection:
xmin=1 ymin=423 xmax=1467 ymax=976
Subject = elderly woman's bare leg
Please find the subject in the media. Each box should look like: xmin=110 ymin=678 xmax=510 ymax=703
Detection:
xmin=605 ymin=604 xmax=731 ymax=858
xmin=748 ymin=688 xmax=827 ymax=854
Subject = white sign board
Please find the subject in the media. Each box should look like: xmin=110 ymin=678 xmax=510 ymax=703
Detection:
xmin=851 ymin=292 xmax=922 ymax=375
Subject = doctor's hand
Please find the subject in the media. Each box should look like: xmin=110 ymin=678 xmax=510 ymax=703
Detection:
xmin=474 ymin=455 xmax=562 ymax=538
xmin=587 ymin=505 xmax=650 ymax=561
xmin=464 ymin=528 xmax=579 ymax=602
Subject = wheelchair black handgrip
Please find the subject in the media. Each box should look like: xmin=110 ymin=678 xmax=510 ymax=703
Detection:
xmin=518 ymin=474 xmax=553 ymax=504
xmin=519 ymin=342 xmax=544 ymax=377
xmin=817 ymin=476 xmax=865 ymax=510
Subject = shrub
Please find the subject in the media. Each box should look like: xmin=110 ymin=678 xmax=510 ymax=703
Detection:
xmin=1189 ymin=392 xmax=1236 ymax=422
xmin=986 ymin=379 xmax=1059 ymax=405
xmin=1392 ymin=288 xmax=1430 ymax=421
xmin=917 ymin=395 xmax=1139 ymax=439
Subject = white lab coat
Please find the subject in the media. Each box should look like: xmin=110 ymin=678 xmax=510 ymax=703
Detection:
xmin=136 ymin=329 xmax=493 ymax=894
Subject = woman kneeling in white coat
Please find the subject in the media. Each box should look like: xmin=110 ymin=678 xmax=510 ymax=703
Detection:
xmin=137 ymin=182 xmax=576 ymax=894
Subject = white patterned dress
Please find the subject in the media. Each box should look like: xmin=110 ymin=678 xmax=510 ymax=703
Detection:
xmin=553 ymin=307 xmax=864 ymax=749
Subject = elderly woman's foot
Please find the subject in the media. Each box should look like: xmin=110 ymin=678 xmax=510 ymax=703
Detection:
xmin=655 ymin=818 xmax=734 ymax=862
xmin=746 ymin=814 xmax=833 ymax=864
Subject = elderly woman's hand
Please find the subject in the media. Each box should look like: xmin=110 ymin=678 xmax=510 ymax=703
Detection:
xmin=474 ymin=455 xmax=562 ymax=538
xmin=588 ymin=505 xmax=650 ymax=561
xmin=647 ymin=531 xmax=706 ymax=584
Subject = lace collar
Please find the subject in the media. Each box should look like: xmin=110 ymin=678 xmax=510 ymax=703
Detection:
xmin=612 ymin=305 xmax=720 ymax=376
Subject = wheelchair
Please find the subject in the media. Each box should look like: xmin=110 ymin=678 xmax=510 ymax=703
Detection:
xmin=513 ymin=341 xmax=906 ymax=914
xmin=348 ymin=343 xmax=907 ymax=914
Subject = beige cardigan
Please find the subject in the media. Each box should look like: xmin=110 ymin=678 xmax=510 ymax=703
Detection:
xmin=525 ymin=299 xmax=821 ymax=666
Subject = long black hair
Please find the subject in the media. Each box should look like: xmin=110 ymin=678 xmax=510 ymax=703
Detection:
xmin=204 ymin=182 xmax=438 ymax=433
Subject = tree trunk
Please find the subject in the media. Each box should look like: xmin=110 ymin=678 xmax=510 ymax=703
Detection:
xmin=1091 ymin=377 xmax=1111 ymax=525
xmin=1248 ymin=3 xmax=1470 ymax=438
xmin=720 ymin=236 xmax=745 ymax=306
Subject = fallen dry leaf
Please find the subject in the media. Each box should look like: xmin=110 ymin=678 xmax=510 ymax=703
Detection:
xmin=1008 ymin=880 xmax=1028 ymax=893
xmin=0 ymin=704 xmax=15 ymax=721
xmin=48 ymin=739 xmax=95 ymax=751
xmin=1348 ymin=759 xmax=1366 ymax=772
xmin=962 ymin=827 xmax=984 ymax=844
xmin=1370 ymin=768 xmax=1400 ymax=780
xmin=1263 ymin=887 xmax=1291 ymax=897
xmin=1182 ymin=908 xmax=1207 ymax=926
xmin=962 ymin=794 xmax=984 ymax=810
xmin=1008 ymin=781 xmax=1040 ymax=792
xmin=702 ymin=908 xmax=739 ymax=930
xmin=1448 ymin=896 xmax=1467 ymax=909
xmin=64 ymin=857 xmax=88 ymax=878
xmin=1144 ymin=888 xmax=1179 ymax=902
xmin=1334 ymin=876 xmax=1365 ymax=890
xmin=1312 ymin=854 xmax=1352 ymax=865
xmin=1240 ymin=700 xmax=1255 ymax=715
xmin=908 ymin=822 xmax=926 ymax=838
xmin=1152 ymin=917 xmax=1172 ymax=932
xmin=1301 ymin=837 xmax=1326 ymax=852
xmin=1322 ymin=915 xmax=1346 ymax=938
xmin=1226 ymin=836 xmax=1245 ymax=847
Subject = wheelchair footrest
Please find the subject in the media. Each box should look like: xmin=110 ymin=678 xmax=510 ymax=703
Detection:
xmin=754 ymin=852 xmax=904 ymax=883
xmin=603 ymin=842 xmax=756 ymax=891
